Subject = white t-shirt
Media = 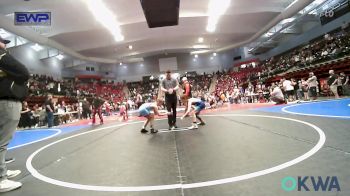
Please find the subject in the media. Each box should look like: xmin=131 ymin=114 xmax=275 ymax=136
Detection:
xmin=271 ymin=87 xmax=284 ymax=100
xmin=307 ymin=76 xmax=318 ymax=87
xmin=283 ymin=80 xmax=294 ymax=91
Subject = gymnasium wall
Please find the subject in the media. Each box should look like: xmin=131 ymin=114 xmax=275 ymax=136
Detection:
xmin=101 ymin=53 xmax=224 ymax=82
xmin=8 ymin=44 xmax=63 ymax=79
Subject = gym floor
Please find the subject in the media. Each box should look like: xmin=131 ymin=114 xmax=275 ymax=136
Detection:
xmin=3 ymin=98 xmax=350 ymax=196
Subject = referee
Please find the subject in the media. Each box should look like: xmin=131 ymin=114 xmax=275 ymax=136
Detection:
xmin=161 ymin=70 xmax=179 ymax=130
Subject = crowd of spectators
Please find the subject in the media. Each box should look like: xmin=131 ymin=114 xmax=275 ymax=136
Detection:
xmin=21 ymin=75 xmax=129 ymax=128
xmin=210 ymin=28 xmax=350 ymax=106
xmin=210 ymin=44 xmax=350 ymax=107
xmin=185 ymin=73 xmax=212 ymax=98
xmin=128 ymin=80 xmax=159 ymax=102
xmin=28 ymin=74 xmax=75 ymax=96
xmin=214 ymin=66 xmax=262 ymax=103
xmin=250 ymin=28 xmax=350 ymax=82
xmin=75 ymin=80 xmax=125 ymax=103
xmin=28 ymin=75 xmax=125 ymax=102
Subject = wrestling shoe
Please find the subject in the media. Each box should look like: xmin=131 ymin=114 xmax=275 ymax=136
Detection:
xmin=7 ymin=170 xmax=21 ymax=179
xmin=140 ymin=129 xmax=148 ymax=133
xmin=0 ymin=180 xmax=22 ymax=193
xmin=5 ymin=158 xmax=15 ymax=164
xmin=150 ymin=129 xmax=158 ymax=133
xmin=189 ymin=124 xmax=198 ymax=129
xmin=197 ymin=122 xmax=206 ymax=126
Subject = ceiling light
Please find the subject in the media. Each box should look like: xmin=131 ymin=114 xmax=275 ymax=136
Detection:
xmin=193 ymin=58 xmax=197 ymax=62
xmin=193 ymin=45 xmax=209 ymax=49
xmin=210 ymin=56 xmax=214 ymax=60
xmin=128 ymin=45 xmax=133 ymax=50
xmin=190 ymin=50 xmax=211 ymax=55
xmin=31 ymin=43 xmax=43 ymax=51
xmin=84 ymin=0 xmax=124 ymax=42
xmin=198 ymin=37 xmax=204 ymax=43
xmin=119 ymin=62 xmax=122 ymax=65
xmin=213 ymin=52 xmax=217 ymax=56
xmin=140 ymin=64 xmax=144 ymax=67
xmin=206 ymin=0 xmax=231 ymax=33
xmin=56 ymin=54 xmax=64 ymax=60
xmin=194 ymin=54 xmax=198 ymax=58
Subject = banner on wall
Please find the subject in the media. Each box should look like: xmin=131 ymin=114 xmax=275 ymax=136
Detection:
xmin=320 ymin=0 xmax=350 ymax=25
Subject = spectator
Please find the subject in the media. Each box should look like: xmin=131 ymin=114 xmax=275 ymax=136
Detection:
xmin=301 ymin=78 xmax=309 ymax=101
xmin=45 ymin=94 xmax=55 ymax=128
xmin=82 ymin=98 xmax=91 ymax=119
xmin=282 ymin=78 xmax=295 ymax=102
xmin=327 ymin=70 xmax=339 ymax=99
xmin=92 ymin=96 xmax=105 ymax=125
xmin=208 ymin=93 xmax=217 ymax=109
xmin=18 ymin=101 xmax=35 ymax=129
xmin=338 ymin=72 xmax=349 ymax=95
xmin=296 ymin=80 xmax=304 ymax=101
xmin=231 ymin=86 xmax=240 ymax=104
xmin=307 ymin=72 xmax=318 ymax=100
xmin=136 ymin=92 xmax=143 ymax=109
xmin=270 ymin=84 xmax=286 ymax=104
xmin=0 ymin=36 xmax=29 ymax=192
xmin=38 ymin=106 xmax=47 ymax=127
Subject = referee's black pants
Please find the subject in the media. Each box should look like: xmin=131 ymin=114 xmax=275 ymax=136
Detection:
xmin=165 ymin=93 xmax=177 ymax=127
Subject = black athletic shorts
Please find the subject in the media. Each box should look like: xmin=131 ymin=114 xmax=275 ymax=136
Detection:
xmin=309 ymin=86 xmax=317 ymax=97
xmin=285 ymin=90 xmax=294 ymax=97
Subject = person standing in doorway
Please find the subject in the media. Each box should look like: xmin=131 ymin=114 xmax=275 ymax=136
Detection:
xmin=161 ymin=70 xmax=179 ymax=130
